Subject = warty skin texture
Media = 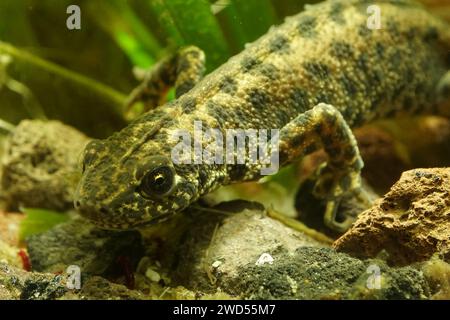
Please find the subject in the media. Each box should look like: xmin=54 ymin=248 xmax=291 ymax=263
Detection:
xmin=75 ymin=0 xmax=450 ymax=230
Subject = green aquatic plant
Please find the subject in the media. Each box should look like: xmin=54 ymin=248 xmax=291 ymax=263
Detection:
xmin=0 ymin=0 xmax=314 ymax=137
xmin=18 ymin=207 xmax=70 ymax=242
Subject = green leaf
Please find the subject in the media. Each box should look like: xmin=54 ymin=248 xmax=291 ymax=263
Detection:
xmin=158 ymin=0 xmax=230 ymax=71
xmin=0 ymin=41 xmax=127 ymax=138
xmin=87 ymin=0 xmax=161 ymax=68
xmin=230 ymin=0 xmax=278 ymax=42
xmin=19 ymin=208 xmax=70 ymax=241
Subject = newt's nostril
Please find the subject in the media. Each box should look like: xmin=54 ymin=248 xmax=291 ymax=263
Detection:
xmin=74 ymin=201 xmax=81 ymax=208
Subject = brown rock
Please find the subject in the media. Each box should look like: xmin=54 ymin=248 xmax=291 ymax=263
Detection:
xmin=333 ymin=168 xmax=450 ymax=266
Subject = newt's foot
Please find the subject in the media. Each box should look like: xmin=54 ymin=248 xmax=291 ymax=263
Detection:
xmin=323 ymin=187 xmax=374 ymax=232
xmin=312 ymin=163 xmax=366 ymax=232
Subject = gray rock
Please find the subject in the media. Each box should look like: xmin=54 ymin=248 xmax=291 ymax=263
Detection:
xmin=0 ymin=262 xmax=146 ymax=300
xmin=171 ymin=202 xmax=430 ymax=299
xmin=0 ymin=262 xmax=67 ymax=300
xmin=26 ymin=217 xmax=144 ymax=276
xmin=171 ymin=202 xmax=325 ymax=292
xmin=230 ymin=247 xmax=430 ymax=300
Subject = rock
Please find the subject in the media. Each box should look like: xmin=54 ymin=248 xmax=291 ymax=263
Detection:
xmin=229 ymin=247 xmax=430 ymax=300
xmin=421 ymin=256 xmax=450 ymax=300
xmin=0 ymin=119 xmax=89 ymax=211
xmin=0 ymin=262 xmax=67 ymax=300
xmin=334 ymin=168 xmax=450 ymax=266
xmin=170 ymin=201 xmax=328 ymax=293
xmin=26 ymin=217 xmax=144 ymax=276
xmin=0 ymin=240 xmax=21 ymax=267
xmin=0 ymin=211 xmax=23 ymax=247
xmin=62 ymin=276 xmax=147 ymax=300
xmin=0 ymin=262 xmax=146 ymax=300
xmin=169 ymin=202 xmax=432 ymax=299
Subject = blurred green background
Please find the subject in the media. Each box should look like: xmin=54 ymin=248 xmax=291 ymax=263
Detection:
xmin=0 ymin=0 xmax=317 ymax=138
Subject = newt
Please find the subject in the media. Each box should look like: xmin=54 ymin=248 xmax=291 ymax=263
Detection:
xmin=74 ymin=0 xmax=450 ymax=232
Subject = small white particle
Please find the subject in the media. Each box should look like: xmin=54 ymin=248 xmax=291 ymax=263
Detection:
xmin=255 ymin=253 xmax=274 ymax=266
xmin=145 ymin=268 xmax=161 ymax=282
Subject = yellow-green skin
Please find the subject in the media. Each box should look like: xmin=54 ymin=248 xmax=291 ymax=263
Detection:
xmin=75 ymin=0 xmax=450 ymax=230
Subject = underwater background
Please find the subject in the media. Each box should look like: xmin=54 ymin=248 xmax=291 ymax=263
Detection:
xmin=0 ymin=0 xmax=450 ymax=301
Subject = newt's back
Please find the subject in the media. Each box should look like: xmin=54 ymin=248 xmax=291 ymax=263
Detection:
xmin=179 ymin=0 xmax=450 ymax=131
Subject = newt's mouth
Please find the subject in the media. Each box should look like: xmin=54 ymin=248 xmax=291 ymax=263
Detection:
xmin=75 ymin=202 xmax=175 ymax=231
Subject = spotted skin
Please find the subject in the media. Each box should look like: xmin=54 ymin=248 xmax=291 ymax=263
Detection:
xmin=75 ymin=0 xmax=450 ymax=230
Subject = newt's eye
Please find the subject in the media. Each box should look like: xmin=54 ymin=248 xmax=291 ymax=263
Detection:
xmin=139 ymin=165 xmax=175 ymax=198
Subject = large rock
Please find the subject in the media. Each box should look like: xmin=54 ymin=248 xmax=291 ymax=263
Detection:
xmin=230 ymin=247 xmax=430 ymax=300
xmin=171 ymin=202 xmax=326 ymax=292
xmin=0 ymin=262 xmax=146 ymax=300
xmin=0 ymin=119 xmax=89 ymax=211
xmin=0 ymin=262 xmax=67 ymax=300
xmin=26 ymin=217 xmax=144 ymax=276
xmin=334 ymin=168 xmax=450 ymax=266
xmin=170 ymin=202 xmax=431 ymax=299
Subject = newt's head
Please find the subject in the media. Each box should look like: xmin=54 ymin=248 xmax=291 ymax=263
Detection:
xmin=74 ymin=107 xmax=200 ymax=230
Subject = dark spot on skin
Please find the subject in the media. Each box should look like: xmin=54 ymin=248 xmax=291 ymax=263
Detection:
xmin=160 ymin=67 xmax=175 ymax=85
xmin=279 ymin=149 xmax=289 ymax=165
xmin=340 ymin=75 xmax=358 ymax=97
xmin=303 ymin=62 xmax=330 ymax=80
xmin=241 ymin=57 xmax=261 ymax=72
xmin=330 ymin=41 xmax=354 ymax=59
xmin=314 ymin=123 xmax=323 ymax=134
xmin=343 ymin=145 xmax=357 ymax=160
xmin=366 ymin=66 xmax=384 ymax=88
xmin=198 ymin=168 xmax=209 ymax=185
xmin=403 ymin=96 xmax=414 ymax=111
xmin=375 ymin=42 xmax=385 ymax=59
xmin=117 ymin=172 xmax=132 ymax=185
xmin=291 ymin=134 xmax=305 ymax=148
xmin=356 ymin=53 xmax=370 ymax=73
xmin=228 ymin=164 xmax=247 ymax=181
xmin=297 ymin=15 xmax=317 ymax=38
xmin=176 ymin=81 xmax=195 ymax=98
xmin=269 ymin=35 xmax=290 ymax=53
xmin=219 ymin=76 xmax=237 ymax=94
xmin=290 ymin=87 xmax=310 ymax=113
xmin=206 ymin=100 xmax=227 ymax=121
xmin=177 ymin=56 xmax=192 ymax=74
xmin=329 ymin=2 xmax=345 ymax=25
xmin=340 ymin=175 xmax=352 ymax=191
xmin=406 ymin=27 xmax=418 ymax=40
xmin=303 ymin=143 xmax=317 ymax=155
xmin=256 ymin=63 xmax=279 ymax=80
xmin=358 ymin=24 xmax=371 ymax=38
xmin=321 ymin=133 xmax=334 ymax=148
xmin=423 ymin=27 xmax=439 ymax=42
xmin=181 ymin=97 xmax=197 ymax=114
xmin=315 ymin=92 xmax=331 ymax=104
xmin=248 ymin=89 xmax=270 ymax=109
xmin=370 ymin=96 xmax=382 ymax=112
xmin=386 ymin=20 xmax=400 ymax=39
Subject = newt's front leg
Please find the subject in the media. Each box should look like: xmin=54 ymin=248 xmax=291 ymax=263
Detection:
xmin=279 ymin=103 xmax=369 ymax=232
xmin=126 ymin=46 xmax=205 ymax=113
